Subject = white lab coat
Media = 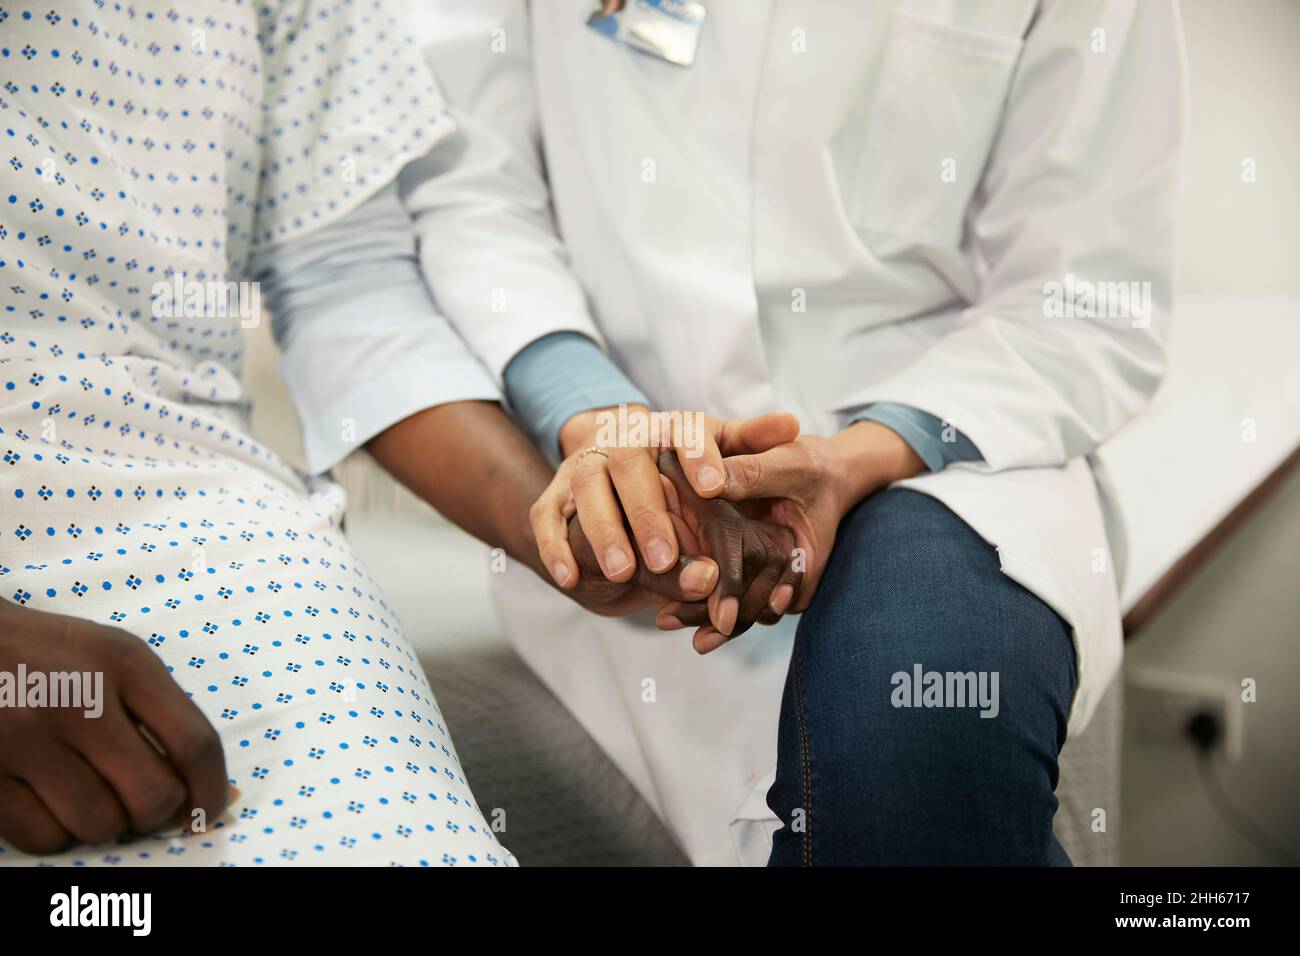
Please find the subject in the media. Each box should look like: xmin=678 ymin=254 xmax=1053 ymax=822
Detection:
xmin=400 ymin=0 xmax=1187 ymax=866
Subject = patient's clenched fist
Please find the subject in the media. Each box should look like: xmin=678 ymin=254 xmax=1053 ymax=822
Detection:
xmin=0 ymin=601 xmax=229 ymax=854
xmin=653 ymin=453 xmax=804 ymax=653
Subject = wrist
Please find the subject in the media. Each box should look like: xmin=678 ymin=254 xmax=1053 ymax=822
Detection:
xmin=558 ymin=402 xmax=652 ymax=458
xmin=828 ymin=420 xmax=925 ymax=510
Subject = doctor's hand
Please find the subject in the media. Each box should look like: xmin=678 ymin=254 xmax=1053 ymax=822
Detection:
xmin=554 ymin=512 xmax=721 ymax=618
xmin=539 ymin=403 xmax=730 ymax=584
xmin=716 ymin=420 xmax=926 ymax=612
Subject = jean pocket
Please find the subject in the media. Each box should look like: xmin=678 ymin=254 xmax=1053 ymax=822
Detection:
xmin=846 ymin=9 xmax=1024 ymax=249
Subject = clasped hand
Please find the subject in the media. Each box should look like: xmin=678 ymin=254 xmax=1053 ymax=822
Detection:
xmin=529 ymin=404 xmax=924 ymax=652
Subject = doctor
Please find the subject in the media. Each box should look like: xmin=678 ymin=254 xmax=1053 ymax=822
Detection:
xmin=401 ymin=0 xmax=1186 ymax=864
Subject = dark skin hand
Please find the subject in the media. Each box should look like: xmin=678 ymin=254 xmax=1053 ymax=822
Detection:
xmin=0 ymin=601 xmax=229 ymax=854
xmin=652 ymin=453 xmax=803 ymax=652
xmin=1 ymin=401 xmax=776 ymax=854
xmin=366 ymin=400 xmax=722 ymax=613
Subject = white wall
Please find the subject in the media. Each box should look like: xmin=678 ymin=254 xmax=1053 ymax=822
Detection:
xmin=1121 ymin=0 xmax=1300 ymax=864
xmin=1175 ymin=0 xmax=1300 ymax=296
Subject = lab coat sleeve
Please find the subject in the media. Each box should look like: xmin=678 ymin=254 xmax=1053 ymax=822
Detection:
xmin=249 ymin=184 xmax=499 ymax=476
xmin=835 ymin=0 xmax=1187 ymax=472
xmin=398 ymin=0 xmax=601 ymax=383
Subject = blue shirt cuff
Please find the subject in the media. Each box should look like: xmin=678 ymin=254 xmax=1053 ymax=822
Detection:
xmin=849 ymin=403 xmax=983 ymax=473
xmin=504 ymin=332 xmax=650 ymax=464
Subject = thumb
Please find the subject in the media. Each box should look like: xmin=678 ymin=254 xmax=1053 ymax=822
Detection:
xmin=720 ymin=443 xmax=808 ymax=501
xmin=634 ymin=554 xmax=720 ymax=602
xmin=714 ymin=412 xmax=800 ymax=456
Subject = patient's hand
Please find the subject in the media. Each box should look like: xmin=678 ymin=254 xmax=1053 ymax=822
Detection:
xmin=0 ymin=601 xmax=230 ymax=853
xmin=652 ymin=453 xmax=803 ymax=653
xmin=530 ymin=407 xmax=804 ymax=643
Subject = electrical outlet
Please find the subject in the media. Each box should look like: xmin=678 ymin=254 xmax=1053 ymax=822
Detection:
xmin=1126 ymin=668 xmax=1244 ymax=762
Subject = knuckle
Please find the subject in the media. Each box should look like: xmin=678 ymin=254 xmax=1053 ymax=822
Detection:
xmin=105 ymin=636 xmax=158 ymax=682
xmin=767 ymin=545 xmax=788 ymax=573
xmin=133 ymin=778 xmax=187 ymax=828
xmin=735 ymin=456 xmax=763 ymax=490
xmin=174 ymin=722 xmax=222 ymax=771
xmin=100 ymin=630 xmax=144 ymax=668
xmin=538 ymin=540 xmax=567 ymax=562
xmin=791 ymin=441 xmax=818 ymax=472
xmin=527 ymin=499 xmax=547 ymax=525
xmin=570 ymin=465 xmax=609 ymax=492
xmin=624 ymin=503 xmax=663 ymax=531
xmin=606 ymin=445 xmax=645 ymax=468
xmin=78 ymin=801 xmax=128 ymax=845
xmin=586 ymin=520 xmax=625 ymax=546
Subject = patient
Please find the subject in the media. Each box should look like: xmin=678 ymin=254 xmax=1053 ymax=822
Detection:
xmin=0 ymin=0 xmax=783 ymax=864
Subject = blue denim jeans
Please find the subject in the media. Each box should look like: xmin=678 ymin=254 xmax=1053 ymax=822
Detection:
xmin=767 ymin=488 xmax=1077 ymax=866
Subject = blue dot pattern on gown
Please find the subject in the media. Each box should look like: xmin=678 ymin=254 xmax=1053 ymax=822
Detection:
xmin=0 ymin=0 xmax=512 ymax=866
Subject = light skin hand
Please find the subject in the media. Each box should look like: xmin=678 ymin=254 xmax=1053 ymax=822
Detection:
xmin=558 ymin=510 xmax=720 ymax=617
xmin=550 ymin=403 xmax=731 ymax=583
xmin=534 ymin=408 xmax=802 ymax=634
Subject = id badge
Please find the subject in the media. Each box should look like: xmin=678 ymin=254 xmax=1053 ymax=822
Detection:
xmin=587 ymin=0 xmax=706 ymax=67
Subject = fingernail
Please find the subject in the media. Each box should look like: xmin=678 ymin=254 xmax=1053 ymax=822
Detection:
xmin=770 ymin=584 xmax=794 ymax=616
xmin=696 ymin=465 xmax=724 ymax=493
xmin=695 ymin=629 xmax=729 ymax=654
xmin=551 ymin=561 xmax=572 ymax=586
xmin=603 ymin=546 xmax=632 ymax=576
xmin=659 ymin=613 xmax=684 ymax=630
xmin=679 ymin=559 xmax=717 ymax=595
xmin=646 ymin=538 xmax=674 ymax=572
xmin=717 ymin=596 xmax=739 ymax=636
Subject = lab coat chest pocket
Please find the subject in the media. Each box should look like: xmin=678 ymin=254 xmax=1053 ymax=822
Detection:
xmin=847 ymin=10 xmax=1024 ymax=249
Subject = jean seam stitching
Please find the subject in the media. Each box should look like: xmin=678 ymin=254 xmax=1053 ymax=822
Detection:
xmin=793 ymin=645 xmax=813 ymax=867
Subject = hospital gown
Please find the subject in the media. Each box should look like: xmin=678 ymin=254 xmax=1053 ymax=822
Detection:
xmin=0 ymin=0 xmax=511 ymax=866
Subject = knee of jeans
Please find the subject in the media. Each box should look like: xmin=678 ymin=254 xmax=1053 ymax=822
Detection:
xmin=790 ymin=628 xmax=1071 ymax=835
xmin=793 ymin=562 xmax=1077 ymax=792
xmin=799 ymin=494 xmax=1077 ymax=725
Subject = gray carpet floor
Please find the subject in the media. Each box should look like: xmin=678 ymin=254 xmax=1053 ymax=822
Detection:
xmin=425 ymin=641 xmax=689 ymax=867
